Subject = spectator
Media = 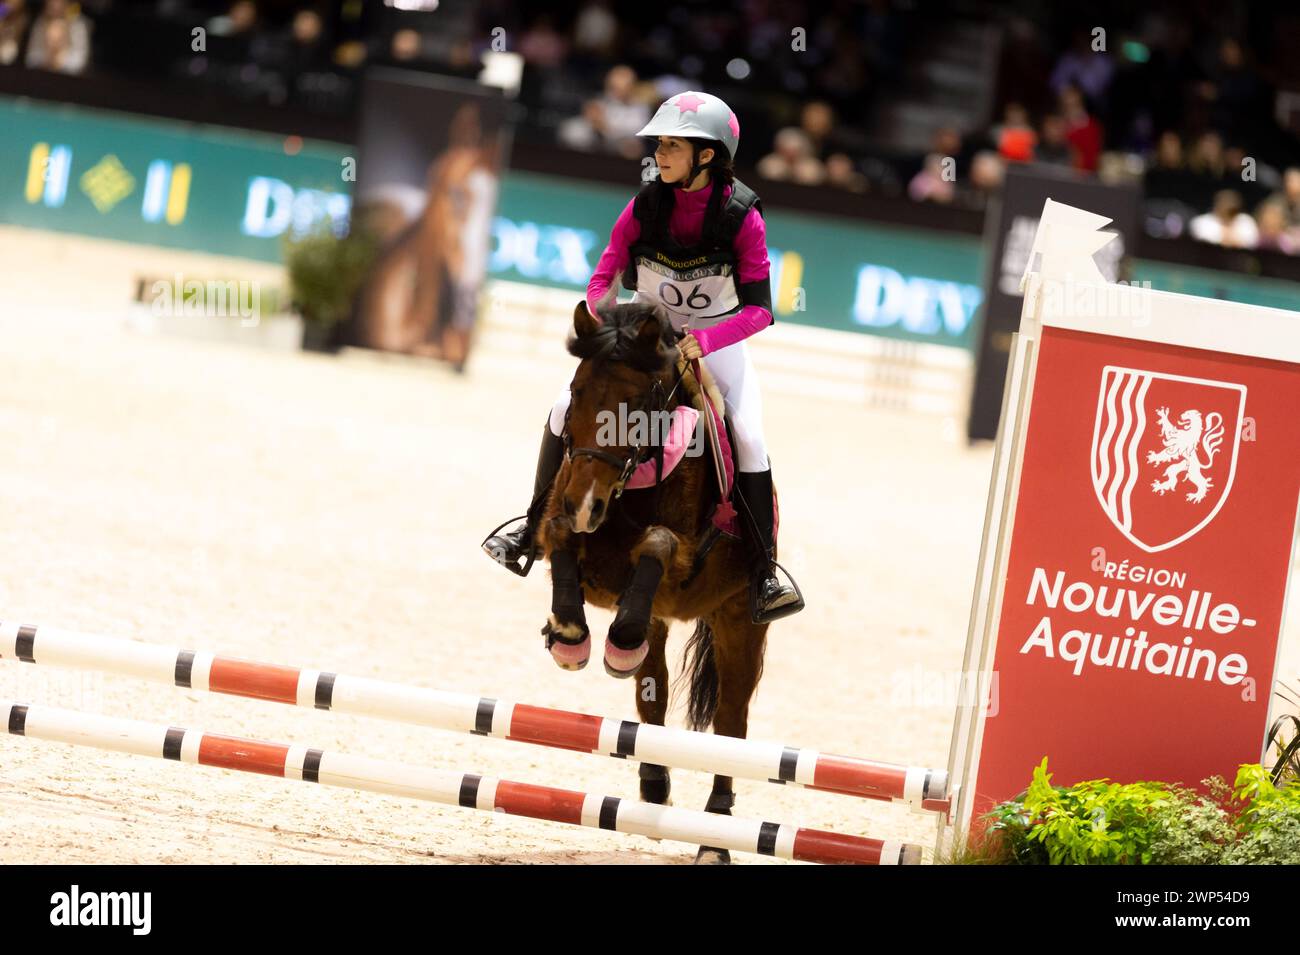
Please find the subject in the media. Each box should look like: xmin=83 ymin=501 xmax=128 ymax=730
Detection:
xmin=440 ymin=37 xmax=479 ymax=80
xmin=1059 ymin=84 xmax=1103 ymax=172
xmin=333 ymin=39 xmax=367 ymax=70
xmin=200 ymin=0 xmax=258 ymax=72
xmin=557 ymin=65 xmax=649 ymax=158
xmin=596 ymin=64 xmax=650 ymax=157
xmin=1144 ymin=131 xmax=1188 ymax=197
xmin=572 ymin=0 xmax=617 ymax=61
xmin=800 ymin=100 xmax=836 ymax=159
xmin=797 ymin=99 xmax=870 ymax=163
xmin=0 ymin=0 xmax=30 ymax=65
xmin=385 ymin=29 xmax=426 ymax=66
xmin=558 ymin=98 xmax=606 ymax=152
xmin=1254 ymin=199 xmax=1299 ymax=255
xmin=932 ymin=126 xmax=963 ymax=165
xmin=1271 ymin=167 xmax=1300 ymax=227
xmin=245 ymin=7 xmax=323 ymax=70
xmin=1035 ymin=114 xmax=1072 ymax=166
xmin=908 ymin=152 xmax=955 ymax=203
xmin=286 ymin=9 xmax=328 ymax=74
xmin=1049 ymin=28 xmax=1115 ymax=107
xmin=1200 ymin=38 xmax=1265 ymax=147
xmin=968 ymin=150 xmax=1006 ymax=201
xmin=825 ymin=152 xmax=868 ymax=193
xmin=1186 ymin=130 xmax=1226 ymax=180
xmin=207 ymin=0 xmax=256 ymax=39
xmin=517 ymin=14 xmax=567 ymax=68
xmin=1222 ymin=144 xmax=1270 ymax=208
xmin=756 ymin=127 xmax=825 ymax=184
xmin=1189 ymin=190 xmax=1259 ymax=248
xmin=25 ymin=0 xmax=89 ymax=74
xmin=1184 ymin=131 xmax=1230 ymax=210
xmin=994 ymin=103 xmax=1036 ymax=163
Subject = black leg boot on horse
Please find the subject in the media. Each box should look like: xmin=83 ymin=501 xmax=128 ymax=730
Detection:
xmin=735 ymin=466 xmax=805 ymax=625
xmin=481 ymin=418 xmax=566 ymax=577
xmin=542 ymin=547 xmax=592 ymax=670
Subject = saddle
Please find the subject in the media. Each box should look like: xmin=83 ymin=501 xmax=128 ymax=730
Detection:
xmin=669 ymin=357 xmax=778 ymax=545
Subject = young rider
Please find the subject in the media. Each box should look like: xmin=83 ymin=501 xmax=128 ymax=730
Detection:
xmin=483 ymin=90 xmax=803 ymax=625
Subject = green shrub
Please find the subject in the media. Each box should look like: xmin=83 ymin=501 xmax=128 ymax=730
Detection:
xmin=1220 ymin=764 xmax=1300 ymax=864
xmin=989 ymin=757 xmax=1176 ymax=864
xmin=979 ymin=757 xmax=1298 ymax=864
xmin=284 ymin=225 xmax=379 ymax=329
xmin=1145 ymin=777 xmax=1237 ymax=865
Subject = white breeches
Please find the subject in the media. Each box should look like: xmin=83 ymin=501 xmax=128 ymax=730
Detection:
xmin=548 ymin=340 xmax=771 ymax=472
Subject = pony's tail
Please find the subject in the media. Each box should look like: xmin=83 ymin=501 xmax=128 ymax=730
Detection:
xmin=683 ymin=617 xmax=719 ymax=731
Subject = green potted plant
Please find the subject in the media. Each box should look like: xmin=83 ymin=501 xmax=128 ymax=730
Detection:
xmin=284 ymin=223 xmax=378 ymax=352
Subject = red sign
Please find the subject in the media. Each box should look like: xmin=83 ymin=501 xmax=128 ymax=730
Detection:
xmin=967 ymin=325 xmax=1300 ymax=828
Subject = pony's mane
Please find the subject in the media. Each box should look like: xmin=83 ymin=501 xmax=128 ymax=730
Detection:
xmin=567 ymin=302 xmax=677 ymax=373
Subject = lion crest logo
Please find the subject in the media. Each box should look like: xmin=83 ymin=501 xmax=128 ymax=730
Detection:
xmin=1091 ymin=367 xmax=1246 ymax=553
xmin=1147 ymin=407 xmax=1225 ymax=503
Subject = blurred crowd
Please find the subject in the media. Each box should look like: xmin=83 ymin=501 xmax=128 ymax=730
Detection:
xmin=534 ymin=5 xmax=1300 ymax=255
xmin=0 ymin=0 xmax=94 ymax=72
xmin=3 ymin=0 xmax=1299 ymax=254
xmin=905 ymin=26 xmax=1300 ymax=254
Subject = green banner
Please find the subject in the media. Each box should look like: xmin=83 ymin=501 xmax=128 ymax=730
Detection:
xmin=2 ymin=97 xmax=1293 ymax=349
xmin=0 ymin=96 xmax=352 ymax=261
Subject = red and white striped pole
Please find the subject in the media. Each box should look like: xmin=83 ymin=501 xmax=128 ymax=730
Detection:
xmin=2 ymin=698 xmax=921 ymax=865
xmin=0 ymin=621 xmax=950 ymax=814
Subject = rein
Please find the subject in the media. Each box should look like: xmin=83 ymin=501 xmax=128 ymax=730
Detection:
xmin=564 ymin=359 xmax=689 ymax=528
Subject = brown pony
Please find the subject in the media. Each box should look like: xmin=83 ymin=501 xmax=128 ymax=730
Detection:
xmin=538 ymin=299 xmax=772 ymax=864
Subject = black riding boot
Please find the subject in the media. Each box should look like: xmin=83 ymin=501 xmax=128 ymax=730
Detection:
xmin=735 ymin=467 xmax=805 ymax=624
xmin=481 ymin=420 xmax=566 ymax=576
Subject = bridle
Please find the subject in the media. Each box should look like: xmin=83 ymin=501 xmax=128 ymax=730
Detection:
xmin=563 ymin=361 xmax=688 ymax=510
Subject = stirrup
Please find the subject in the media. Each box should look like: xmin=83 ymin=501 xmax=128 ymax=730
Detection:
xmin=481 ymin=514 xmax=538 ymax=578
xmin=750 ymin=559 xmax=805 ymax=625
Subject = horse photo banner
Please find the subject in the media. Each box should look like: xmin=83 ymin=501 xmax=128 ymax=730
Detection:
xmin=342 ymin=70 xmax=513 ymax=368
xmin=949 ymin=199 xmax=1300 ymax=843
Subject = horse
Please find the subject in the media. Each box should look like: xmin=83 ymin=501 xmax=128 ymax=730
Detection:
xmin=537 ymin=298 xmax=773 ymax=865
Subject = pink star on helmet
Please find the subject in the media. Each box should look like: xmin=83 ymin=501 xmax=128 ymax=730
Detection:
xmin=727 ymin=110 xmax=739 ymax=139
xmin=674 ymin=92 xmax=706 ymax=114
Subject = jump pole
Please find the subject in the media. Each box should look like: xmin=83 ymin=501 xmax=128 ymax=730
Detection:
xmin=1 ymin=699 xmax=920 ymax=865
xmin=0 ymin=621 xmax=950 ymax=814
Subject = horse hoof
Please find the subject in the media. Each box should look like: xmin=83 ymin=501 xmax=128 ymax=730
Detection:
xmin=549 ymin=635 xmax=590 ymax=670
xmin=543 ymin=616 xmax=591 ymax=670
xmin=553 ymin=646 xmax=589 ymax=670
xmin=694 ymin=847 xmax=731 ymax=865
xmin=639 ymin=779 xmax=671 ymax=806
xmin=602 ymin=640 xmax=647 ymax=679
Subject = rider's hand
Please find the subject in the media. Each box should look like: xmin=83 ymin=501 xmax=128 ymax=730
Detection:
xmin=678 ymin=332 xmax=703 ymax=361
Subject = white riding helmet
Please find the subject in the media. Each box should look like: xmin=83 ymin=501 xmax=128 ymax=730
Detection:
xmin=637 ymin=90 xmax=740 ymax=161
